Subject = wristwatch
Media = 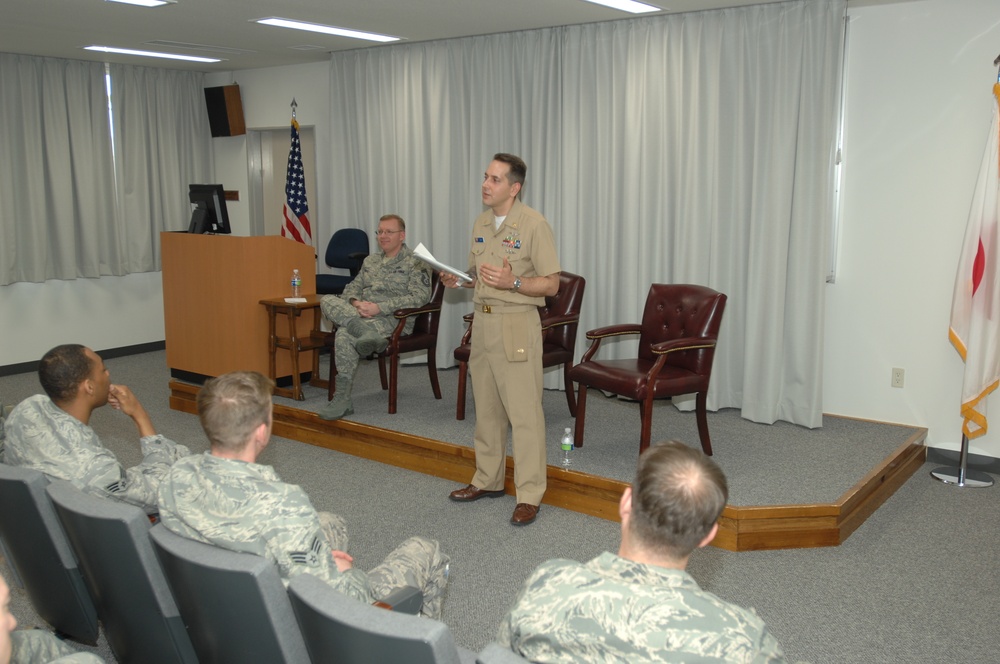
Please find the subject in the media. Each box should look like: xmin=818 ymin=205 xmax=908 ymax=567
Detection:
xmin=512 ymin=277 xmax=522 ymax=291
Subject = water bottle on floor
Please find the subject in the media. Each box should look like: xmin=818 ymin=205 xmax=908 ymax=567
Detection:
xmin=560 ymin=427 xmax=573 ymax=467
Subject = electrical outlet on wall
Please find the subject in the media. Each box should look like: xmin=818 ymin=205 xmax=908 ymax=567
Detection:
xmin=891 ymin=368 xmax=905 ymax=388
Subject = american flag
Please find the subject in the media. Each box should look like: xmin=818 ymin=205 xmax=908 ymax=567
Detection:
xmin=281 ymin=118 xmax=312 ymax=244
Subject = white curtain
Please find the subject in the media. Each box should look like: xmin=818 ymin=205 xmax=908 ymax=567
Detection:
xmin=0 ymin=54 xmax=118 ymax=284
xmin=327 ymin=0 xmax=845 ymax=427
xmin=109 ymin=64 xmax=214 ymax=272
xmin=0 ymin=55 xmax=214 ymax=284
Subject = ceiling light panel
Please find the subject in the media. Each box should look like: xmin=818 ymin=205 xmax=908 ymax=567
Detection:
xmin=105 ymin=0 xmax=176 ymax=7
xmin=254 ymin=17 xmax=400 ymax=43
xmin=83 ymin=46 xmax=222 ymax=63
xmin=580 ymin=0 xmax=662 ymax=14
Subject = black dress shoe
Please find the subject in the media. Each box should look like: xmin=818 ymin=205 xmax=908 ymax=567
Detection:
xmin=510 ymin=503 xmax=539 ymax=525
xmin=449 ymin=484 xmax=506 ymax=502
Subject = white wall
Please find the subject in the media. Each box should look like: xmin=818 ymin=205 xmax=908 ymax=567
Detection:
xmin=6 ymin=1 xmax=1000 ymax=459
xmin=0 ymin=272 xmax=166 ymax=366
xmin=824 ymin=0 xmax=1000 ymax=457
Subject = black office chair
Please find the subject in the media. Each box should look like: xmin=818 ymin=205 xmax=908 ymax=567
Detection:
xmin=317 ymin=228 xmax=370 ymax=295
xmin=0 ymin=463 xmax=99 ymax=644
xmin=149 ymin=523 xmax=310 ymax=664
xmin=46 ymin=481 xmax=197 ymax=664
xmin=288 ymin=574 xmax=477 ymax=664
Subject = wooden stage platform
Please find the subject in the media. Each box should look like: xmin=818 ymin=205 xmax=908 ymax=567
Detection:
xmin=169 ymin=379 xmax=927 ymax=552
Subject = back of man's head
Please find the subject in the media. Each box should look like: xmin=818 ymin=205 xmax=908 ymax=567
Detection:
xmin=38 ymin=344 xmax=91 ymax=404
xmin=629 ymin=440 xmax=729 ymax=560
xmin=197 ymin=371 xmax=274 ymax=453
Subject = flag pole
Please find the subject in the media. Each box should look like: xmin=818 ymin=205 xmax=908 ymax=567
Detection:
xmin=930 ymin=433 xmax=994 ymax=487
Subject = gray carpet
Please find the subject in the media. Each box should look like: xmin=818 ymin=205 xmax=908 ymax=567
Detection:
xmin=280 ymin=356 xmax=919 ymax=506
xmin=3 ymin=351 xmax=999 ymax=664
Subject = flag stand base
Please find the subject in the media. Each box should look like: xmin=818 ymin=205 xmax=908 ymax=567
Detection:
xmin=929 ymin=433 xmax=994 ymax=488
xmin=930 ymin=466 xmax=994 ymax=487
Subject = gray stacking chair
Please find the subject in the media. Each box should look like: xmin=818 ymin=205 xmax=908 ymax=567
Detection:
xmin=476 ymin=643 xmax=532 ymax=663
xmin=287 ymin=573 xmax=478 ymax=664
xmin=149 ymin=523 xmax=309 ymax=664
xmin=46 ymin=481 xmax=197 ymax=664
xmin=0 ymin=462 xmax=99 ymax=644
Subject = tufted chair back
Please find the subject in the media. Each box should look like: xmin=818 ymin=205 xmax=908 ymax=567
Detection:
xmin=637 ymin=284 xmax=727 ymax=375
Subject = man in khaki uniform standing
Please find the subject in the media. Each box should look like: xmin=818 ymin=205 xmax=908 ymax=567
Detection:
xmin=441 ymin=153 xmax=560 ymax=526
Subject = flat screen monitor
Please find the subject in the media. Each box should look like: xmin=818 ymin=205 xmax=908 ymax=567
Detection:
xmin=187 ymin=184 xmax=231 ymax=234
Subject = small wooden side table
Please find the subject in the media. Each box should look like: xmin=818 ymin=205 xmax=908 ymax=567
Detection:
xmin=259 ymin=294 xmax=327 ymax=400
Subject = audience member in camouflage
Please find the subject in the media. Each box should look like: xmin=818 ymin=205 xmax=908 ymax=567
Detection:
xmin=158 ymin=371 xmax=449 ymax=618
xmin=318 ymin=214 xmax=431 ymax=420
xmin=2 ymin=574 xmax=104 ymax=664
xmin=1 ymin=345 xmax=189 ymax=514
xmin=498 ymin=441 xmax=789 ymax=663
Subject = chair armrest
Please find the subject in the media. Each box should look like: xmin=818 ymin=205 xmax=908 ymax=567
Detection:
xmin=578 ymin=323 xmax=641 ymax=363
xmin=392 ymin=301 xmax=441 ymax=321
xmin=347 ymin=251 xmax=369 ymax=261
xmin=462 ymin=313 xmax=475 ymax=324
xmin=540 ymin=314 xmax=579 ymax=331
xmin=584 ymin=323 xmax=641 ymax=340
xmin=650 ymin=337 xmax=717 ymax=355
xmin=372 ymin=585 xmax=423 ymax=614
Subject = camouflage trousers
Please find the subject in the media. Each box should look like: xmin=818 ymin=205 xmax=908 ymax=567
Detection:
xmin=366 ymin=536 xmax=450 ymax=620
xmin=319 ymin=295 xmax=412 ymax=380
xmin=318 ymin=512 xmax=448 ymax=619
xmin=11 ymin=630 xmax=104 ymax=663
xmin=318 ymin=511 xmax=349 ymax=551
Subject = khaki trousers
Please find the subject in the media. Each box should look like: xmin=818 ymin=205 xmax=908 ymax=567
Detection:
xmin=469 ymin=308 xmax=547 ymax=505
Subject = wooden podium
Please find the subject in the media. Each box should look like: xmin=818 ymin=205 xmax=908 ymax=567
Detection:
xmin=162 ymin=233 xmax=317 ymax=383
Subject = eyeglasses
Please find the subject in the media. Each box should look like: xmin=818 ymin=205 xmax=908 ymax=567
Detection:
xmin=375 ymin=229 xmax=403 ymax=236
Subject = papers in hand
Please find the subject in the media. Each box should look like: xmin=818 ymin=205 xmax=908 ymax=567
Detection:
xmin=413 ymin=242 xmax=473 ymax=283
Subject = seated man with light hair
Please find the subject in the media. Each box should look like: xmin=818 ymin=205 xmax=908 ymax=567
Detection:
xmin=498 ymin=440 xmax=789 ymax=663
xmin=2 ymin=344 xmax=190 ymax=514
xmin=318 ymin=213 xmax=431 ymax=421
xmin=158 ymin=371 xmax=450 ymax=618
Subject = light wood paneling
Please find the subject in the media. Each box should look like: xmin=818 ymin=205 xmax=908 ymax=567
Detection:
xmin=162 ymin=233 xmax=317 ymax=380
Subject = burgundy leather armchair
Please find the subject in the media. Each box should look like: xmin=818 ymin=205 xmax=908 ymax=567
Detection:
xmin=567 ymin=283 xmax=727 ymax=455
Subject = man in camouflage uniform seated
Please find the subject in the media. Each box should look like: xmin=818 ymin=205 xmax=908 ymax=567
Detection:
xmin=1 ymin=344 xmax=189 ymax=514
xmin=318 ymin=214 xmax=431 ymax=420
xmin=158 ymin=371 xmax=450 ymax=618
xmin=498 ymin=441 xmax=789 ymax=663
xmin=1 ymin=573 xmax=104 ymax=664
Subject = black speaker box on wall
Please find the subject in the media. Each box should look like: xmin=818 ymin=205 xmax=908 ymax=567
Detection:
xmin=204 ymin=85 xmax=246 ymax=137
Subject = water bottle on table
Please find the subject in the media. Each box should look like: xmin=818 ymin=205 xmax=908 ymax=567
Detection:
xmin=291 ymin=269 xmax=302 ymax=297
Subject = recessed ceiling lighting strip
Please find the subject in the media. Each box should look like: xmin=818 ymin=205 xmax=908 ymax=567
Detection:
xmin=104 ymin=0 xmax=176 ymax=7
xmin=84 ymin=46 xmax=222 ymax=63
xmin=254 ymin=17 xmax=400 ymax=43
xmin=580 ymin=0 xmax=661 ymax=14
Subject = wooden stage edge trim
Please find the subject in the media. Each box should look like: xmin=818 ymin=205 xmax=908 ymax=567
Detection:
xmin=169 ymin=380 xmax=927 ymax=552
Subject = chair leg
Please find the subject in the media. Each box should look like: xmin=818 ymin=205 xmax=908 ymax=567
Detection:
xmin=695 ymin=391 xmax=713 ymax=456
xmin=562 ymin=362 xmax=577 ymax=417
xmin=639 ymin=396 xmax=654 ymax=454
xmin=573 ymin=384 xmax=588 ymax=448
xmin=388 ymin=353 xmax=399 ymax=414
xmin=456 ymin=361 xmax=468 ymax=420
xmin=427 ymin=350 xmax=442 ymax=400
xmin=378 ymin=356 xmax=389 ymax=391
